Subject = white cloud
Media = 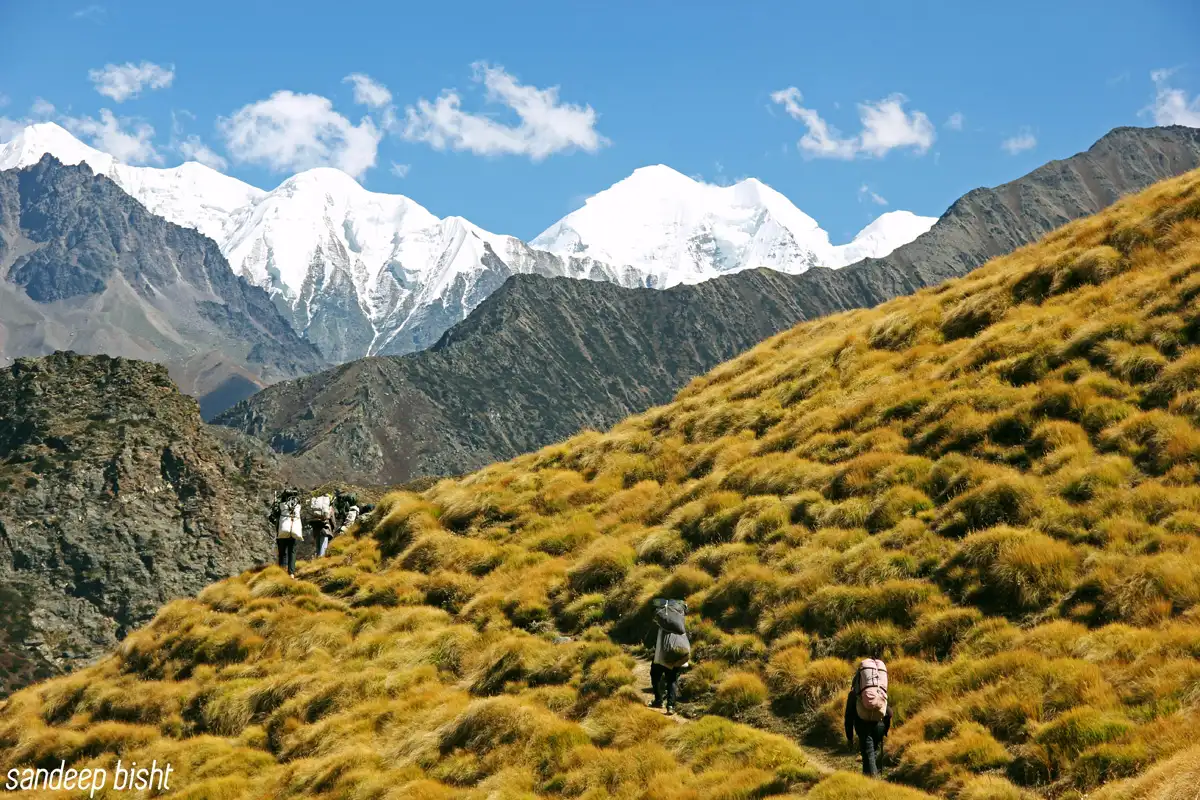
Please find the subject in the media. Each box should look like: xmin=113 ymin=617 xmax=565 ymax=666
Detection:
xmin=770 ymin=87 xmax=934 ymax=159
xmin=945 ymin=112 xmax=964 ymax=131
xmin=0 ymin=99 xmax=51 ymax=143
xmin=345 ymin=73 xmax=392 ymax=109
xmin=30 ymin=98 xmax=56 ymax=118
xmin=0 ymin=118 xmax=23 ymax=142
xmin=62 ymin=109 xmax=162 ymax=164
xmin=402 ymin=62 xmax=608 ymax=160
xmin=1001 ymin=128 xmax=1037 ymax=155
xmin=857 ymin=94 xmax=935 ymax=157
xmin=770 ymin=87 xmax=857 ymax=159
xmin=88 ymin=61 xmax=174 ymax=103
xmin=0 ymin=97 xmax=162 ymax=166
xmin=218 ymin=90 xmax=382 ymax=178
xmin=1147 ymin=69 xmax=1200 ymax=127
xmin=858 ymin=184 xmax=888 ymax=206
xmin=390 ymin=161 xmax=410 ymax=178
xmin=167 ymin=110 xmax=227 ymax=171
xmin=72 ymin=4 xmax=105 ymax=20
xmin=176 ymin=135 xmax=228 ymax=170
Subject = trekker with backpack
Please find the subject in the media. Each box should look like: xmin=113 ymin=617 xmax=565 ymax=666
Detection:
xmin=845 ymin=656 xmax=893 ymax=777
xmin=326 ymin=491 xmax=360 ymax=553
xmin=335 ymin=492 xmax=359 ymax=532
xmin=271 ymin=488 xmax=303 ymax=577
xmin=649 ymin=598 xmax=691 ymax=715
xmin=309 ymin=492 xmax=335 ymax=557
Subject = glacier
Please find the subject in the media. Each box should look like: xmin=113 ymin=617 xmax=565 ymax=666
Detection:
xmin=0 ymin=123 xmax=936 ymax=362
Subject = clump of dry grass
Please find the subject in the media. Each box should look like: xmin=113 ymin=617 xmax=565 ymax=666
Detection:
xmin=6 ymin=168 xmax=1200 ymax=799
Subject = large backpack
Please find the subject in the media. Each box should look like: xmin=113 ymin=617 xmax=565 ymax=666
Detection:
xmin=854 ymin=658 xmax=889 ymax=722
xmin=275 ymin=494 xmax=303 ymax=539
xmin=335 ymin=492 xmax=357 ymax=521
xmin=308 ymin=494 xmax=333 ymax=522
xmin=654 ymin=601 xmax=686 ymax=635
xmin=653 ymin=599 xmax=690 ymax=667
xmin=660 ymin=631 xmax=691 ymax=668
xmin=270 ymin=489 xmax=298 ymax=528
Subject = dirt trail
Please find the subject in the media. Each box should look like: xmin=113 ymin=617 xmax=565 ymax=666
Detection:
xmin=626 ymin=648 xmax=850 ymax=776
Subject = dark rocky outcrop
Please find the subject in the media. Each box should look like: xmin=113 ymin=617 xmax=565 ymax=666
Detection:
xmin=0 ymin=155 xmax=326 ymax=419
xmin=0 ymin=352 xmax=284 ymax=696
xmin=216 ymin=125 xmax=1200 ymax=486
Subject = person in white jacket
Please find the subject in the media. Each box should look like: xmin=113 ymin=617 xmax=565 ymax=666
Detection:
xmin=274 ymin=489 xmax=303 ymax=577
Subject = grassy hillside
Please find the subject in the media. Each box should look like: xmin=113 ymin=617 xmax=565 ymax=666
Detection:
xmin=5 ymin=169 xmax=1200 ymax=799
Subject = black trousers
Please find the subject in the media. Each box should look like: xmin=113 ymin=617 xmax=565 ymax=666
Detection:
xmin=651 ymin=663 xmax=681 ymax=706
xmin=855 ymin=718 xmax=887 ymax=777
xmin=277 ymin=538 xmax=297 ymax=575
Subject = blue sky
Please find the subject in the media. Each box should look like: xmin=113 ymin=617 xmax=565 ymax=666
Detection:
xmin=1 ymin=0 xmax=1198 ymax=242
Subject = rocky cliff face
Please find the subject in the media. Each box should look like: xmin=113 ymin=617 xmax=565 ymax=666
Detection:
xmin=0 ymin=156 xmax=326 ymax=418
xmin=215 ymin=125 xmax=1200 ymax=486
xmin=0 ymin=352 xmax=283 ymax=696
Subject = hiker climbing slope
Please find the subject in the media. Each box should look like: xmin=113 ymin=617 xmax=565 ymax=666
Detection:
xmin=649 ymin=598 xmax=691 ymax=716
xmin=845 ymin=657 xmax=893 ymax=778
xmin=271 ymin=488 xmax=303 ymax=577
xmin=309 ymin=492 xmax=335 ymax=557
xmin=333 ymin=491 xmax=360 ymax=545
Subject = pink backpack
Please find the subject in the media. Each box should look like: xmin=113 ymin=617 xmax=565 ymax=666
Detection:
xmin=854 ymin=659 xmax=889 ymax=722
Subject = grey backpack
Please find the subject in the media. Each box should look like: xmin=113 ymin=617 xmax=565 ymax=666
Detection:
xmin=660 ymin=631 xmax=691 ymax=668
xmin=654 ymin=598 xmax=690 ymax=667
xmin=654 ymin=603 xmax=686 ymax=635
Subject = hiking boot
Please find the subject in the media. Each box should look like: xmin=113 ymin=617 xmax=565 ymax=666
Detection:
xmin=665 ymin=705 xmax=676 ymax=716
xmin=648 ymin=699 xmax=663 ymax=709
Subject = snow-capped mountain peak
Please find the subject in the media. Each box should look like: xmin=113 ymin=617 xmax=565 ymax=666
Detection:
xmin=0 ymin=122 xmax=263 ymax=243
xmin=830 ymin=210 xmax=938 ymax=266
xmin=531 ymin=167 xmax=835 ymax=285
xmin=0 ymin=122 xmax=121 ymax=179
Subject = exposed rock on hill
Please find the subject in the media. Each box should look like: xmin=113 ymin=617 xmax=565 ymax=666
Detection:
xmin=0 ymin=352 xmax=282 ymax=696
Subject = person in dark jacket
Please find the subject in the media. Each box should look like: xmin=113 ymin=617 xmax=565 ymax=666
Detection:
xmin=845 ymin=689 xmax=893 ymax=777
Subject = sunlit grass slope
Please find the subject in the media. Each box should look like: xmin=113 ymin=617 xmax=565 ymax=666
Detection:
xmin=4 ymin=169 xmax=1200 ymax=800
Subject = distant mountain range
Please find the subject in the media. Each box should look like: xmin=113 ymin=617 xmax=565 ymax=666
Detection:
xmin=0 ymin=123 xmax=934 ymax=363
xmin=214 ymin=125 xmax=1200 ymax=485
